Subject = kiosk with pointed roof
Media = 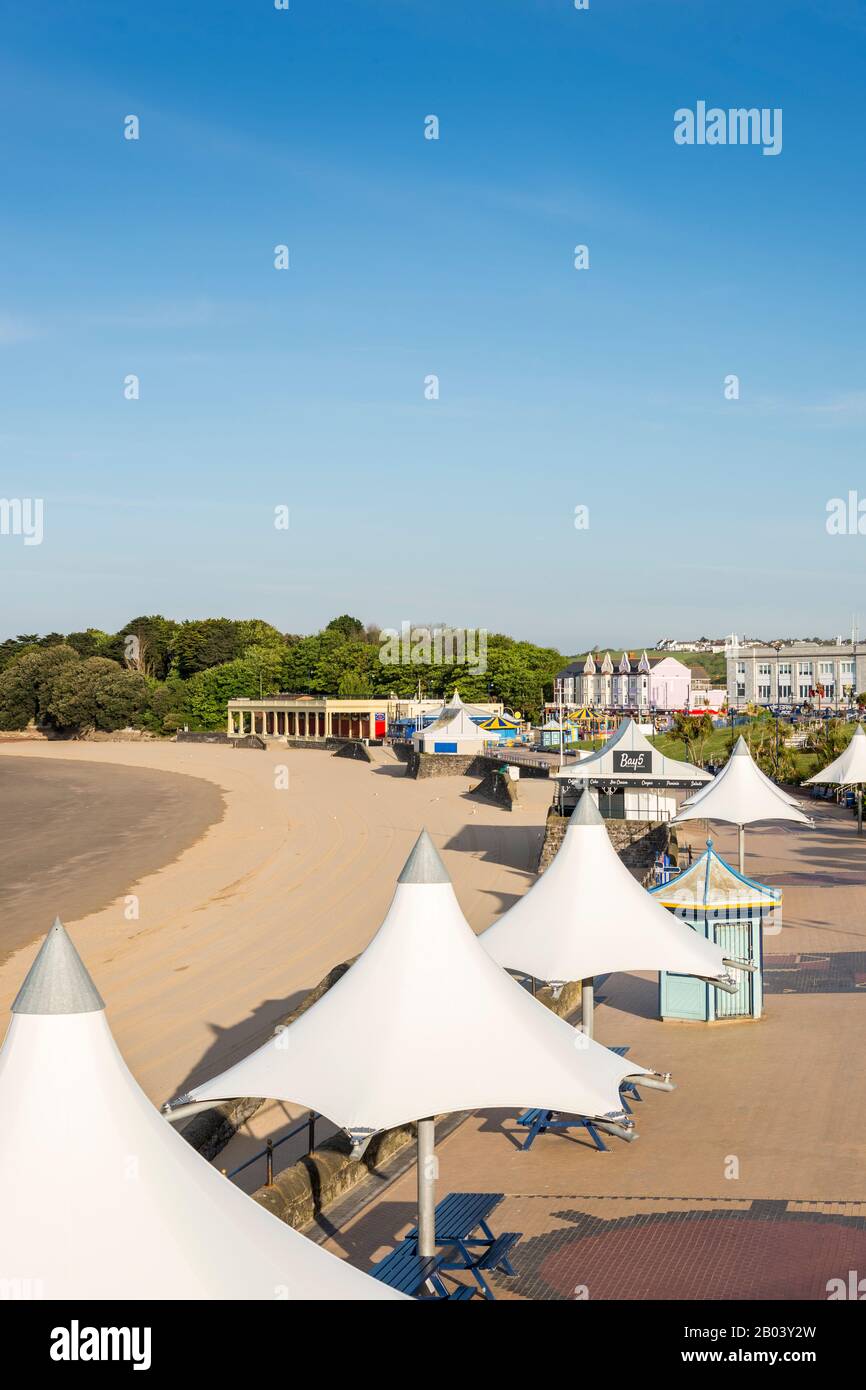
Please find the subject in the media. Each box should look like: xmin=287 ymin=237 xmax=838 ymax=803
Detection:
xmin=482 ymin=794 xmax=737 ymax=1034
xmin=177 ymin=831 xmax=663 ymax=1255
xmin=805 ymin=723 xmax=866 ymax=834
xmin=0 ymin=921 xmax=400 ymax=1300
xmin=674 ymin=736 xmax=811 ymax=872
xmin=650 ymin=842 xmax=780 ymax=1021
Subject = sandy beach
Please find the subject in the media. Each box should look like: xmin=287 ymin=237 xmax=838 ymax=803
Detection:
xmin=0 ymin=741 xmax=553 ymax=1117
xmin=0 ymin=757 xmax=224 ymax=968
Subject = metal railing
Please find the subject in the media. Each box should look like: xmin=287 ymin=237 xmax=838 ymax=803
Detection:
xmin=223 ymin=1111 xmax=319 ymax=1186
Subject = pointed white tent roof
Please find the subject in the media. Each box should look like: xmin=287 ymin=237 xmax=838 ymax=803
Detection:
xmin=412 ymin=703 xmax=485 ymax=749
xmin=674 ymin=738 xmax=811 ymax=828
xmin=650 ymin=841 xmax=780 ymax=913
xmin=0 ymin=921 xmax=401 ymax=1300
xmin=481 ymin=796 xmax=728 ymax=984
xmin=681 ymin=736 xmax=798 ymax=809
xmin=442 ymin=688 xmax=496 ymax=719
xmin=551 ymin=717 xmax=711 ymax=786
xmin=185 ymin=832 xmax=647 ymax=1135
xmin=805 ymin=724 xmax=866 ymax=785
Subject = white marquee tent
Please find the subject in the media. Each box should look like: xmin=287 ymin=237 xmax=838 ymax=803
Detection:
xmin=0 ymin=921 xmax=402 ymax=1301
xmin=412 ymin=699 xmax=487 ymax=754
xmin=674 ymin=737 xmax=811 ymax=871
xmin=481 ymin=793 xmax=732 ymax=993
xmin=183 ymin=831 xmax=648 ymax=1134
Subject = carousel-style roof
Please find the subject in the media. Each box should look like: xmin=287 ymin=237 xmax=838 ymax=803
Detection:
xmin=649 ymin=840 xmax=781 ymax=912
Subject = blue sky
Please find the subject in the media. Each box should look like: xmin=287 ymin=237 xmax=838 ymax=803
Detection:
xmin=1 ymin=0 xmax=865 ymax=649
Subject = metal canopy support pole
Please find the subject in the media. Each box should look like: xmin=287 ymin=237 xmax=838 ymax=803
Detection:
xmin=417 ymin=1117 xmax=436 ymax=1258
xmin=582 ymin=978 xmax=594 ymax=1038
xmin=738 ymin=824 xmax=745 ymax=875
xmin=859 ymin=785 xmax=863 ymax=836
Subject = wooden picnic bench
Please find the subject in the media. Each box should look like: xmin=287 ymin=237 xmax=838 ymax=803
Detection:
xmin=406 ymin=1191 xmax=520 ymax=1300
xmin=370 ymin=1242 xmax=475 ymax=1299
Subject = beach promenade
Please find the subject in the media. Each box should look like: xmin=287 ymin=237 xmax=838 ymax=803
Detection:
xmin=317 ymin=800 xmax=866 ymax=1299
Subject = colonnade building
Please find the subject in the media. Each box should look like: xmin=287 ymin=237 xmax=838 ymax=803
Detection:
xmin=725 ymin=643 xmax=865 ymax=710
xmin=228 ymin=696 xmax=389 ymax=741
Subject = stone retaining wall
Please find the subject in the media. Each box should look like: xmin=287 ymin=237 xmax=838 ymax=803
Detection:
xmin=468 ymin=767 xmax=519 ymax=811
xmin=538 ymin=807 xmax=671 ymax=883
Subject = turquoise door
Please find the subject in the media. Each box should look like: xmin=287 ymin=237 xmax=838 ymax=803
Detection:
xmin=714 ymin=919 xmax=754 ymax=1018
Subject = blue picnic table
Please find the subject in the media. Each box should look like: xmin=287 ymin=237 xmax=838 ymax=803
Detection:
xmin=370 ymin=1242 xmax=476 ymax=1299
xmin=406 ymin=1191 xmax=520 ymax=1300
xmin=516 ymin=1046 xmax=642 ymax=1152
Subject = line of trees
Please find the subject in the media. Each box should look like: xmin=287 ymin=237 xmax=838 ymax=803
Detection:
xmin=0 ymin=615 xmax=566 ymax=736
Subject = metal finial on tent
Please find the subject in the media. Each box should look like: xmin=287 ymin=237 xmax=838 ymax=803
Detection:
xmin=569 ymin=791 xmax=604 ymax=827
xmin=11 ymin=918 xmax=105 ymax=1016
xmin=397 ymin=829 xmax=451 ymax=885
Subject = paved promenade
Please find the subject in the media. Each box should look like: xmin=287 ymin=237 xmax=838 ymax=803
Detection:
xmin=322 ymin=796 xmax=866 ymax=1299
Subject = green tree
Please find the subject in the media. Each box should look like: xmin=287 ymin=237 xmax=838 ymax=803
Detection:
xmin=182 ymin=659 xmax=261 ymax=729
xmin=0 ymin=645 xmax=80 ymax=729
xmin=43 ymin=658 xmax=149 ymax=732
xmin=325 ymin=614 xmax=365 ymax=641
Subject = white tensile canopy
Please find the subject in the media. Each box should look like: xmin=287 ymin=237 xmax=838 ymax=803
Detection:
xmin=480 ymin=794 xmax=729 ymax=986
xmin=682 ymin=736 xmax=799 ymax=809
xmin=184 ymin=831 xmax=648 ymax=1136
xmin=550 ymin=717 xmax=711 ymax=787
xmin=805 ymin=724 xmax=866 ymax=785
xmin=674 ymin=738 xmax=812 ymax=829
xmin=0 ymin=921 xmax=402 ymax=1301
xmin=674 ymin=737 xmax=811 ymax=872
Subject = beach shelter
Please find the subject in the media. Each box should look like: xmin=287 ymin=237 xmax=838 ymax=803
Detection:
xmin=682 ymin=737 xmax=799 ymax=811
xmin=180 ymin=831 xmax=657 ymax=1255
xmin=650 ymin=842 xmax=779 ymax=1022
xmin=805 ymin=724 xmax=866 ymax=834
xmin=481 ymin=794 xmax=736 ymax=1034
xmin=0 ymin=920 xmax=402 ymax=1301
xmin=674 ymin=737 xmax=811 ymax=872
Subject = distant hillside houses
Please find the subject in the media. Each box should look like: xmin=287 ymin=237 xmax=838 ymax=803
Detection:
xmin=554 ymin=651 xmax=722 ymax=713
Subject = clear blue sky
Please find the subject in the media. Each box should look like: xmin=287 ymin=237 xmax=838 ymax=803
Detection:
xmin=1 ymin=0 xmax=864 ymax=649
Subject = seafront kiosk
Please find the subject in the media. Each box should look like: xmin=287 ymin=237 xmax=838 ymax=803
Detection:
xmin=650 ymin=841 xmax=780 ymax=1021
xmin=550 ymin=716 xmax=711 ymax=820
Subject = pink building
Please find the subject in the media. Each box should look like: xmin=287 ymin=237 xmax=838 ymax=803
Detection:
xmin=554 ymin=651 xmax=693 ymax=712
